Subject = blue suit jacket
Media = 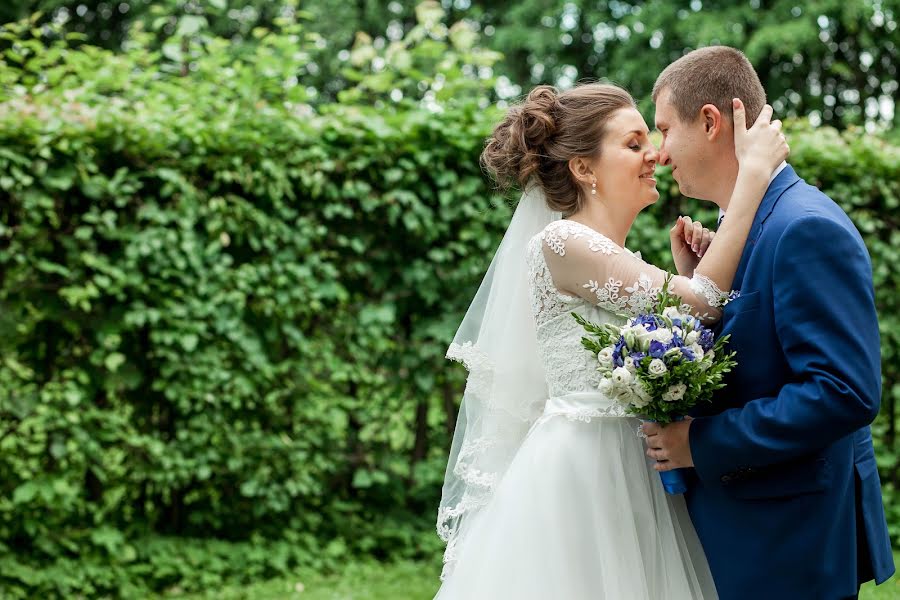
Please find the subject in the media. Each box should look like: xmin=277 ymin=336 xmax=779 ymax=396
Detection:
xmin=687 ymin=165 xmax=895 ymax=598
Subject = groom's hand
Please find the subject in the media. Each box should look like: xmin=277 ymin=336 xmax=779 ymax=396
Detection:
xmin=642 ymin=418 xmax=694 ymax=471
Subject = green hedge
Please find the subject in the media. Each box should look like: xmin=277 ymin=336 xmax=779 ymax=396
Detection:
xmin=0 ymin=12 xmax=898 ymax=598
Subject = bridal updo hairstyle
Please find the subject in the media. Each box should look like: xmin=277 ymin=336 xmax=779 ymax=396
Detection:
xmin=481 ymin=83 xmax=636 ymax=216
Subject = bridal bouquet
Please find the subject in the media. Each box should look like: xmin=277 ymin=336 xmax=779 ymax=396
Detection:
xmin=573 ymin=277 xmax=737 ymax=493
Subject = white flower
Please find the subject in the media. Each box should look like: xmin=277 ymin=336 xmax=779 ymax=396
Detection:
xmin=614 ymin=387 xmax=638 ymax=408
xmin=689 ymin=343 xmax=704 ymax=360
xmin=632 ymin=385 xmax=652 ymax=408
xmin=598 ymin=377 xmax=614 ymax=393
xmin=672 ymin=326 xmax=683 ymax=339
xmin=663 ymin=383 xmax=687 ymax=402
xmin=665 ymin=347 xmax=683 ymax=360
xmin=650 ymin=328 xmax=674 ymax=344
xmin=624 ymin=358 xmax=637 ymax=373
xmin=628 ymin=394 xmax=649 ymax=409
xmin=685 ymin=330 xmax=700 ymax=345
xmin=648 ymin=358 xmax=668 ymax=378
xmin=662 ymin=306 xmax=682 ymax=320
xmin=597 ymin=347 xmax=615 ymax=372
xmin=626 ymin=325 xmax=653 ymax=351
xmin=611 ymin=366 xmax=633 ymax=386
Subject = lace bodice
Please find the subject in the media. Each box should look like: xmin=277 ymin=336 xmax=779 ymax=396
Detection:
xmin=526 ymin=220 xmax=730 ymax=397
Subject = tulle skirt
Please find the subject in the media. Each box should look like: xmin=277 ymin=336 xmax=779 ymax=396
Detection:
xmin=435 ymin=399 xmax=718 ymax=599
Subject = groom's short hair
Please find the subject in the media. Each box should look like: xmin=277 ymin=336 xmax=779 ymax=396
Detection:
xmin=652 ymin=46 xmax=766 ymax=127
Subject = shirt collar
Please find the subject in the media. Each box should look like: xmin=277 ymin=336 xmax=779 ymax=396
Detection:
xmin=719 ymin=161 xmax=788 ymax=221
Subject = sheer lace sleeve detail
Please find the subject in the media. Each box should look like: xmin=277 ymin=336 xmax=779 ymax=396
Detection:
xmin=539 ymin=220 xmax=729 ymax=320
xmin=689 ymin=273 xmax=732 ymax=308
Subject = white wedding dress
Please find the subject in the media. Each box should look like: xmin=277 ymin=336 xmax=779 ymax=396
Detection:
xmin=435 ymin=220 xmax=720 ymax=600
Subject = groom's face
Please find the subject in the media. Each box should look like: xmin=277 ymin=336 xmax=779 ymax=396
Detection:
xmin=654 ymin=88 xmax=714 ymax=201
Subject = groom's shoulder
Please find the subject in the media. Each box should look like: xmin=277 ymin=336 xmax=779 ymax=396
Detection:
xmin=763 ymin=177 xmax=868 ymax=255
xmin=768 ymin=176 xmax=857 ymax=235
xmin=776 ymin=175 xmax=835 ymax=214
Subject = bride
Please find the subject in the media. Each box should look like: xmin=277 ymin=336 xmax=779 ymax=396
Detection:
xmin=434 ymin=82 xmax=788 ymax=599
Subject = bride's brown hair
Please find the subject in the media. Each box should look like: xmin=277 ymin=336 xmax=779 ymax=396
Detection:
xmin=480 ymin=83 xmax=636 ymax=216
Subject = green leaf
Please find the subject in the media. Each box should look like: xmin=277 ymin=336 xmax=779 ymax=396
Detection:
xmin=352 ymin=470 xmax=372 ymax=488
xmin=12 ymin=482 xmax=38 ymax=504
xmin=176 ymin=15 xmax=208 ymax=37
xmin=180 ymin=334 xmax=199 ymax=352
xmin=104 ymin=353 xmax=126 ymax=372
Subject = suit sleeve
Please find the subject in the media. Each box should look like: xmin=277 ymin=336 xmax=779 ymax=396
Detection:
xmin=689 ymin=215 xmax=881 ymax=482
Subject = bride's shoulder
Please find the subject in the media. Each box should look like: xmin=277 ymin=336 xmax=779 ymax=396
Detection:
xmin=535 ymin=220 xmax=622 ymax=258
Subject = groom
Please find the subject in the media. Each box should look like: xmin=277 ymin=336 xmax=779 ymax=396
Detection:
xmin=642 ymin=46 xmax=895 ymax=598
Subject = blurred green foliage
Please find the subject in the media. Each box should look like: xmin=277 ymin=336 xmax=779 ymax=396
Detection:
xmin=1 ymin=0 xmax=897 ymax=129
xmin=0 ymin=3 xmax=897 ymax=597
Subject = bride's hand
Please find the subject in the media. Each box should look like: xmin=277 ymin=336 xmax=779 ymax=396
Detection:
xmin=670 ymin=215 xmax=714 ymax=276
xmin=732 ymin=98 xmax=790 ymax=178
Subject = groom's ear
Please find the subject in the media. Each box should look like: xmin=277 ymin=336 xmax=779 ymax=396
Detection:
xmin=699 ymin=103 xmax=724 ymax=141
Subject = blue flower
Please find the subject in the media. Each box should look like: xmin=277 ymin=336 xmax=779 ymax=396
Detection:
xmin=633 ymin=314 xmax=659 ymax=331
xmin=699 ymin=329 xmax=715 ymax=352
xmin=630 ymin=351 xmax=646 ymax=367
xmin=680 ymin=346 xmax=696 ymax=361
xmin=613 ymin=338 xmax=626 ymax=367
xmin=649 ymin=340 xmax=667 ymax=359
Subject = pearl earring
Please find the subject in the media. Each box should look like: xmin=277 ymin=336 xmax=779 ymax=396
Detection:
xmin=591 ymin=180 xmax=597 ymax=195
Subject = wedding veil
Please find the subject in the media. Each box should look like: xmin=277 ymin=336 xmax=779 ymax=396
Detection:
xmin=437 ymin=184 xmax=561 ymax=578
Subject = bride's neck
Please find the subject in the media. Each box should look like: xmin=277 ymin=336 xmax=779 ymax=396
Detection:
xmin=567 ymin=199 xmax=637 ymax=248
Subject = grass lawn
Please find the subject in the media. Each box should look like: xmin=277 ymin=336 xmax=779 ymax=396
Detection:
xmin=860 ymin=553 xmax=900 ymax=600
xmin=163 ymin=554 xmax=899 ymax=599
xmin=158 ymin=560 xmax=442 ymax=600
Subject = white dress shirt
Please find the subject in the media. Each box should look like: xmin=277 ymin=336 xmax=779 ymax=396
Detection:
xmin=718 ymin=161 xmax=788 ymax=226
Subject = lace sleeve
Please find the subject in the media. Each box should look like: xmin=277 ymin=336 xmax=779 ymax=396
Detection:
xmin=539 ymin=220 xmax=732 ymax=320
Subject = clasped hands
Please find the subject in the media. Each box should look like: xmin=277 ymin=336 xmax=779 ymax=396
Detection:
xmin=670 ymin=215 xmax=715 ymax=277
xmin=641 ymin=417 xmax=694 ymax=472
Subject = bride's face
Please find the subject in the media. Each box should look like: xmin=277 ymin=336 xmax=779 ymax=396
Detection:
xmin=591 ymin=108 xmax=660 ymax=210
